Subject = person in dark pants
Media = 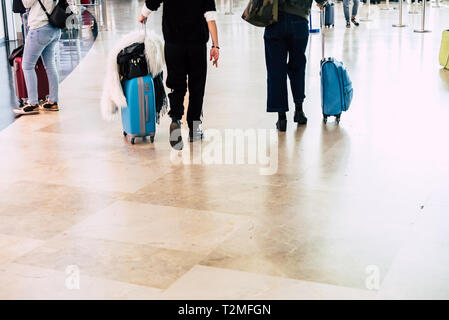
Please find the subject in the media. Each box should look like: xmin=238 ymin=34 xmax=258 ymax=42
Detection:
xmin=138 ymin=0 xmax=219 ymax=150
xmin=164 ymin=43 xmax=207 ymax=136
xmin=265 ymin=0 xmax=327 ymax=132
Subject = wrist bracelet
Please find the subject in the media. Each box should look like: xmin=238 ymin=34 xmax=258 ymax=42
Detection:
xmin=212 ymin=45 xmax=220 ymax=49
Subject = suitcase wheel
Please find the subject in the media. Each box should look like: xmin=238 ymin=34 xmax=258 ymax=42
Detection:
xmin=123 ymin=131 xmax=128 ymax=137
xmin=336 ymin=115 xmax=341 ymax=124
xmin=131 ymin=137 xmax=136 ymax=145
xmin=323 ymin=115 xmax=328 ymax=124
xmin=150 ymin=136 xmax=155 ymax=143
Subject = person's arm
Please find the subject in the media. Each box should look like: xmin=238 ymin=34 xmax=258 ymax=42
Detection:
xmin=204 ymin=1 xmax=219 ymax=68
xmin=138 ymin=0 xmax=162 ymax=23
xmin=207 ymin=18 xmax=219 ymax=68
xmin=22 ymin=0 xmax=37 ymax=9
xmin=315 ymin=0 xmax=328 ymax=9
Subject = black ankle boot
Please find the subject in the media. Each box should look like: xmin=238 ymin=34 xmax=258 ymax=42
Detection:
xmin=294 ymin=111 xmax=308 ymax=125
xmin=276 ymin=120 xmax=287 ymax=132
xmin=276 ymin=112 xmax=287 ymax=132
xmin=294 ymin=103 xmax=308 ymax=125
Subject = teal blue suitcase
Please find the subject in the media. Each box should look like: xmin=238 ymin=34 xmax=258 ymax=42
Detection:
xmin=320 ymin=9 xmax=353 ymax=124
xmin=121 ymin=75 xmax=156 ymax=144
xmin=320 ymin=58 xmax=353 ymax=124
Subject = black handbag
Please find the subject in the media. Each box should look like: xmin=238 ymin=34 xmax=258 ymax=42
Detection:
xmin=242 ymin=0 xmax=279 ymax=27
xmin=13 ymin=0 xmax=26 ymax=14
xmin=117 ymin=42 xmax=149 ymax=81
xmin=37 ymin=0 xmax=73 ymax=29
xmin=8 ymin=45 xmax=24 ymax=66
xmin=8 ymin=44 xmax=45 ymax=67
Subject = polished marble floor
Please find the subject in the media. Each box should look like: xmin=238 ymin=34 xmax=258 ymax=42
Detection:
xmin=0 ymin=0 xmax=448 ymax=299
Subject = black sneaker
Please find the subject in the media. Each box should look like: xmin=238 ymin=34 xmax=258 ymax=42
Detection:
xmin=346 ymin=21 xmax=351 ymax=28
xmin=169 ymin=119 xmax=183 ymax=151
xmin=189 ymin=127 xmax=204 ymax=142
xmin=351 ymin=18 xmax=360 ymax=27
xmin=13 ymin=103 xmax=40 ymax=115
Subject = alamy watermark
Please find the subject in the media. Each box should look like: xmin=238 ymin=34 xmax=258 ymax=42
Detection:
xmin=365 ymin=265 xmax=380 ymax=291
xmin=65 ymin=265 xmax=80 ymax=290
xmin=170 ymin=128 xmax=279 ymax=175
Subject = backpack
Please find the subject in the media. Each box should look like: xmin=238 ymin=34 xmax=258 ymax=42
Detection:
xmin=37 ymin=0 xmax=74 ymax=29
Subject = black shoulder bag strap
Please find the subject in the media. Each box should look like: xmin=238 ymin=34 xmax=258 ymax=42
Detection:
xmin=37 ymin=0 xmax=52 ymax=19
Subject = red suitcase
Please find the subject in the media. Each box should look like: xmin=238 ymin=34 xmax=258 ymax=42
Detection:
xmin=13 ymin=57 xmax=49 ymax=105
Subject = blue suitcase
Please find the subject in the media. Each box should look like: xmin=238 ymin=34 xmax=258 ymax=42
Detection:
xmin=320 ymin=3 xmax=335 ymax=28
xmin=121 ymin=75 xmax=156 ymax=144
xmin=320 ymin=10 xmax=353 ymax=124
xmin=320 ymin=59 xmax=353 ymax=124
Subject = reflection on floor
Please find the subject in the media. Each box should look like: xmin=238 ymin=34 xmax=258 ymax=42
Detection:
xmin=0 ymin=42 xmax=18 ymax=131
xmin=59 ymin=9 xmax=98 ymax=81
xmin=0 ymin=0 xmax=448 ymax=299
xmin=0 ymin=8 xmax=97 ymax=131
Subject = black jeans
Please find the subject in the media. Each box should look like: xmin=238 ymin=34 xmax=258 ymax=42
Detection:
xmin=165 ymin=42 xmax=207 ymax=128
xmin=264 ymin=12 xmax=309 ymax=113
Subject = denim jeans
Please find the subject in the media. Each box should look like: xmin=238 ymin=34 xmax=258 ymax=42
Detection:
xmin=21 ymin=9 xmax=30 ymax=40
xmin=343 ymin=0 xmax=360 ymax=21
xmin=23 ymin=24 xmax=61 ymax=104
xmin=264 ymin=12 xmax=309 ymax=113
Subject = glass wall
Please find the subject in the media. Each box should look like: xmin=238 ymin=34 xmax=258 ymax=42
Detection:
xmin=0 ymin=0 xmax=5 ymax=43
xmin=1 ymin=0 xmax=17 ymax=43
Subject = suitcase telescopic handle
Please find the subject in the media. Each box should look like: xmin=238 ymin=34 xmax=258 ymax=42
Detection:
xmin=145 ymin=94 xmax=149 ymax=123
xmin=321 ymin=8 xmax=325 ymax=60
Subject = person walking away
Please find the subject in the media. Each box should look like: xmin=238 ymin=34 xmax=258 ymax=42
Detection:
xmin=138 ymin=0 xmax=220 ymax=150
xmin=344 ymin=0 xmax=360 ymax=28
xmin=13 ymin=0 xmax=61 ymax=115
xmin=264 ymin=0 xmax=327 ymax=132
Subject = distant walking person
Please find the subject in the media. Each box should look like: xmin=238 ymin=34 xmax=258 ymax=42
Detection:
xmin=344 ymin=0 xmax=360 ymax=28
xmin=138 ymin=0 xmax=220 ymax=150
xmin=264 ymin=0 xmax=327 ymax=132
xmin=13 ymin=0 xmax=61 ymax=115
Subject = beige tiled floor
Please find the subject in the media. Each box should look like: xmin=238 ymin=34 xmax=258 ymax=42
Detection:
xmin=1 ymin=0 xmax=449 ymax=299
xmin=59 ymin=200 xmax=251 ymax=254
xmin=0 ymin=263 xmax=163 ymax=300
xmin=161 ymin=265 xmax=378 ymax=300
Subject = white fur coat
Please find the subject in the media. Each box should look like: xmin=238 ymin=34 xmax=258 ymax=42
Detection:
xmin=101 ymin=30 xmax=165 ymax=121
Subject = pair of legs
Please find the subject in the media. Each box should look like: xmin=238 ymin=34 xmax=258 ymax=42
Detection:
xmin=164 ymin=42 xmax=207 ymax=149
xmin=344 ymin=0 xmax=360 ymax=25
xmin=16 ymin=24 xmax=61 ymax=115
xmin=264 ymin=12 xmax=309 ymax=131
